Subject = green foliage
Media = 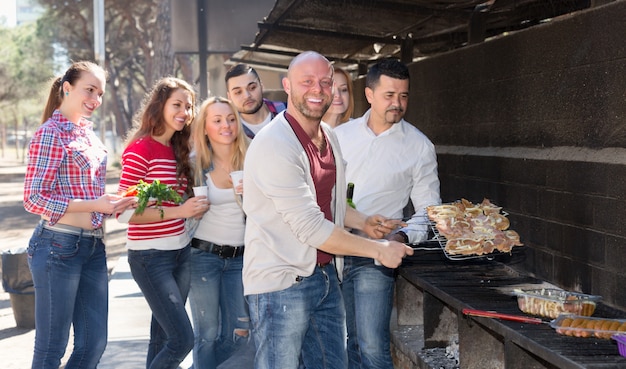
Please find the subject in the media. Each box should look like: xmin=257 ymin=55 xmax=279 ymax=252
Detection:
xmin=134 ymin=179 xmax=183 ymax=219
xmin=0 ymin=21 xmax=56 ymax=159
xmin=7 ymin=0 xmax=194 ymax=146
xmin=35 ymin=0 xmax=181 ymax=139
xmin=0 ymin=22 xmax=54 ymax=108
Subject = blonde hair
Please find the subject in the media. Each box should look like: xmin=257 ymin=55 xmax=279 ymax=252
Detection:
xmin=191 ymin=96 xmax=250 ymax=186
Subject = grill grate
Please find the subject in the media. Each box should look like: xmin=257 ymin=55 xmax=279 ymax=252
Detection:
xmin=412 ymin=224 xmax=521 ymax=261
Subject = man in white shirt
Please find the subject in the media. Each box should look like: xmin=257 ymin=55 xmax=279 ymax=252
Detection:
xmin=225 ymin=64 xmax=286 ymax=138
xmin=334 ymin=58 xmax=441 ymax=369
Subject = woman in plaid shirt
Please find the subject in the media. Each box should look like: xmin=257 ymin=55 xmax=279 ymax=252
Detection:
xmin=23 ymin=61 xmax=135 ymax=369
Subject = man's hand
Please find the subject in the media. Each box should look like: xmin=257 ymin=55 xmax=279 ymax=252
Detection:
xmin=374 ymin=240 xmax=414 ymax=268
xmin=386 ymin=230 xmax=408 ymax=243
xmin=363 ymin=214 xmax=406 ymax=239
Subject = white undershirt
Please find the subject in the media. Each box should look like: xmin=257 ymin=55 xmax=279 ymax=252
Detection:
xmin=193 ymin=172 xmax=245 ymax=246
xmin=241 ymin=112 xmax=272 ymax=136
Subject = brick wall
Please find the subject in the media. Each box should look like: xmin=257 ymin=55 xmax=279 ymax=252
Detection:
xmin=397 ymin=1 xmax=626 ymax=309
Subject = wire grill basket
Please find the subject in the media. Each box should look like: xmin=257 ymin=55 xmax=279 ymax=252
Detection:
xmin=412 ymin=199 xmax=522 ymax=260
xmin=419 ymin=222 xmax=512 ymax=261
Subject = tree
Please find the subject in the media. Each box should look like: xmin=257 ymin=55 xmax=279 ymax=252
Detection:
xmin=35 ymin=0 xmax=192 ymax=147
xmin=0 ymin=22 xmax=55 ymax=161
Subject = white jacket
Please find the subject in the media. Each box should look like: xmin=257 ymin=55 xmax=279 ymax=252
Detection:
xmin=242 ymin=111 xmax=346 ymax=295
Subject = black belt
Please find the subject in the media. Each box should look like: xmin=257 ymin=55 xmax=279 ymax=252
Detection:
xmin=191 ymin=238 xmax=244 ymax=258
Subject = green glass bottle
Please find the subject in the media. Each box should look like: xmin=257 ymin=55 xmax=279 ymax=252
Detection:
xmin=346 ymin=182 xmax=356 ymax=209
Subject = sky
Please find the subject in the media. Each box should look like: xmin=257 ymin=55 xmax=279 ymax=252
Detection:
xmin=0 ymin=0 xmax=17 ymax=27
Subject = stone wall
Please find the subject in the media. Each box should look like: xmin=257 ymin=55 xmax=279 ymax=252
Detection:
xmin=396 ymin=1 xmax=626 ymax=309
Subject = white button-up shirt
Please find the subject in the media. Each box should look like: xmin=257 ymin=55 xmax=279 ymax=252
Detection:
xmin=334 ymin=109 xmax=441 ymax=243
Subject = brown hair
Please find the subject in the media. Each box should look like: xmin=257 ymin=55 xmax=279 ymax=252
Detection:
xmin=125 ymin=77 xmax=197 ymax=196
xmin=191 ymin=97 xmax=249 ymax=186
xmin=41 ymin=61 xmax=108 ymax=124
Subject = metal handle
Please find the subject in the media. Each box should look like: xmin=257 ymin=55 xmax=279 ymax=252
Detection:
xmin=462 ymin=308 xmax=544 ymax=324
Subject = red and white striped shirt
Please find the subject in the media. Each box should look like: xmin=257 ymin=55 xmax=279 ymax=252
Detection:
xmin=118 ymin=136 xmax=190 ymax=250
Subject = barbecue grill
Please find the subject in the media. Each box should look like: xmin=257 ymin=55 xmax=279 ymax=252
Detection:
xmin=397 ymin=254 xmax=626 ymax=368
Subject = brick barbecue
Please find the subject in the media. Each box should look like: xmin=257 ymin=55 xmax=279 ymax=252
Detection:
xmin=394 ymin=251 xmax=626 ymax=368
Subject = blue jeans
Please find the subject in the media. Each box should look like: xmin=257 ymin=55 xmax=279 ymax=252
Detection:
xmin=27 ymin=223 xmax=108 ymax=369
xmin=247 ymin=263 xmax=347 ymax=369
xmin=128 ymin=246 xmax=194 ymax=369
xmin=188 ymin=247 xmax=249 ymax=369
xmin=342 ymin=256 xmax=395 ymax=369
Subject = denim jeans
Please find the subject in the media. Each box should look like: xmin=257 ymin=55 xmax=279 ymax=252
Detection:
xmin=247 ymin=263 xmax=347 ymax=369
xmin=128 ymin=246 xmax=194 ymax=369
xmin=27 ymin=223 xmax=108 ymax=369
xmin=188 ymin=247 xmax=249 ymax=369
xmin=342 ymin=256 xmax=395 ymax=369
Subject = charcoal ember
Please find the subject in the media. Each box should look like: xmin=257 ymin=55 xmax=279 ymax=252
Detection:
xmin=418 ymin=347 xmax=460 ymax=369
xmin=445 ymin=339 xmax=459 ymax=365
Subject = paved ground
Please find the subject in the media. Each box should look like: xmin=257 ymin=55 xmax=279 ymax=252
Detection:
xmin=0 ymin=155 xmax=254 ymax=368
xmin=0 ymin=154 xmax=422 ymax=369
xmin=0 ymin=156 xmax=150 ymax=368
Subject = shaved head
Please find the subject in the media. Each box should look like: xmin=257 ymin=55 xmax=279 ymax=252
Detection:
xmin=283 ymin=51 xmax=334 ymax=123
xmin=287 ymin=51 xmax=334 ymax=79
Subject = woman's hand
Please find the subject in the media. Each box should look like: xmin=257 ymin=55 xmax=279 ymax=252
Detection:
xmin=234 ymin=182 xmax=243 ymax=196
xmin=179 ymin=196 xmax=210 ymax=219
xmin=97 ymin=194 xmax=137 ymax=215
xmin=229 ymin=176 xmax=244 ymax=196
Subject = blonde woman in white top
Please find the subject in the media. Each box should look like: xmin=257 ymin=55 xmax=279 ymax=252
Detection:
xmin=188 ymin=97 xmax=251 ymax=368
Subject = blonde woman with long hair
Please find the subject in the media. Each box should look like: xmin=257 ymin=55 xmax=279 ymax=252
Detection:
xmin=188 ymin=97 xmax=251 ymax=368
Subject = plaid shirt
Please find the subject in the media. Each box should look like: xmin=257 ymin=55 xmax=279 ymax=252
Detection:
xmin=24 ymin=110 xmax=108 ymax=228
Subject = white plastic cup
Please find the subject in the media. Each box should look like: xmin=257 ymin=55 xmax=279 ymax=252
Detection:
xmin=193 ymin=186 xmax=208 ymax=198
xmin=229 ymin=171 xmax=244 ymax=194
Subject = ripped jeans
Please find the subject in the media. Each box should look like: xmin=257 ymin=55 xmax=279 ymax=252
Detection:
xmin=188 ymin=247 xmax=250 ymax=369
xmin=128 ymin=246 xmax=194 ymax=369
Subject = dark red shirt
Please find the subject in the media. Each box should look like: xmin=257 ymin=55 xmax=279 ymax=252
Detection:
xmin=285 ymin=112 xmax=335 ymax=264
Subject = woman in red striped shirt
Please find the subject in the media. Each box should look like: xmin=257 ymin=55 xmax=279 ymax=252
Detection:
xmin=117 ymin=77 xmax=209 ymax=369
